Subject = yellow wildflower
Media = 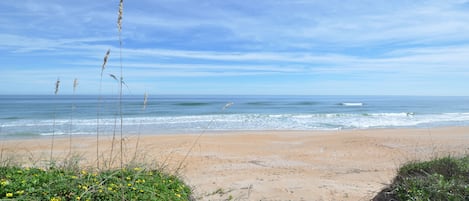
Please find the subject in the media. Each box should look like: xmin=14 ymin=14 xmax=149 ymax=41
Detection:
xmin=6 ymin=193 xmax=13 ymax=197
xmin=50 ymin=197 xmax=61 ymax=201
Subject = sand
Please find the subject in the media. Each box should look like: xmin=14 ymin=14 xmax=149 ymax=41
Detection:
xmin=1 ymin=127 xmax=469 ymax=200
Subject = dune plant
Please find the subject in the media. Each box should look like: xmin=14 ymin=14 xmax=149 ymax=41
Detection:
xmin=107 ymin=73 xmax=121 ymax=169
xmin=117 ymin=0 xmax=126 ymax=200
xmin=373 ymin=155 xmax=469 ymax=200
xmin=50 ymin=78 xmax=60 ymax=164
xmin=68 ymin=78 xmax=78 ymax=155
xmin=133 ymin=92 xmax=148 ymax=161
xmin=0 ymin=166 xmax=192 ymax=200
xmin=97 ymin=49 xmax=111 ymax=170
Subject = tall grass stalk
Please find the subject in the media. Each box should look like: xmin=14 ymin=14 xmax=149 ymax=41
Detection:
xmin=97 ymin=49 xmax=110 ymax=170
xmin=117 ymin=0 xmax=125 ymax=200
xmin=175 ymin=102 xmax=234 ymax=173
xmin=108 ymin=73 xmax=120 ymax=168
xmin=133 ymin=92 xmax=148 ymax=161
xmin=50 ymin=78 xmax=60 ymax=165
xmin=68 ymin=78 xmax=78 ymax=155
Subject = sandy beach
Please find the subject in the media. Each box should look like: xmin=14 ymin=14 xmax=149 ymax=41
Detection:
xmin=1 ymin=127 xmax=469 ymax=200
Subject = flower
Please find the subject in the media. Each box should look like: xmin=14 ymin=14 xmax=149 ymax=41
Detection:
xmin=50 ymin=197 xmax=61 ymax=201
xmin=6 ymin=193 xmax=13 ymax=197
xmin=175 ymin=193 xmax=181 ymax=198
xmin=1 ymin=180 xmax=8 ymax=186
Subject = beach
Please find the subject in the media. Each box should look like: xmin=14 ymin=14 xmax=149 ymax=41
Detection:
xmin=2 ymin=127 xmax=468 ymax=200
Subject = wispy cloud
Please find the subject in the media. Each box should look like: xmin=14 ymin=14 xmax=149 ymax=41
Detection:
xmin=1 ymin=0 xmax=469 ymax=95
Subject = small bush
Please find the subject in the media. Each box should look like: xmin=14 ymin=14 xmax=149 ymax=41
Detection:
xmin=373 ymin=156 xmax=469 ymax=201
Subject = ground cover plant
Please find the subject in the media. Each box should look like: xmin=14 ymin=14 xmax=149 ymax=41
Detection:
xmin=373 ymin=155 xmax=469 ymax=200
xmin=0 ymin=165 xmax=192 ymax=200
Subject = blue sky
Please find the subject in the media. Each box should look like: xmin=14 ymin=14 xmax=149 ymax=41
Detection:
xmin=1 ymin=0 xmax=469 ymax=95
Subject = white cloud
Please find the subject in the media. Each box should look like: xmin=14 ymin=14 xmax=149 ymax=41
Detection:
xmin=2 ymin=0 xmax=469 ymax=95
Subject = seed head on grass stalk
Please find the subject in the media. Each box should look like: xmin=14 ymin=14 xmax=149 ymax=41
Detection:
xmin=117 ymin=0 xmax=123 ymax=33
xmin=108 ymin=73 xmax=121 ymax=168
xmin=102 ymin=49 xmax=111 ymax=76
xmin=134 ymin=92 xmax=148 ymax=161
xmin=50 ymin=78 xmax=60 ymax=165
xmin=117 ymin=0 xmax=125 ymax=200
xmin=54 ymin=78 xmax=60 ymax=95
xmin=69 ymin=78 xmax=78 ymax=155
xmin=97 ymin=49 xmax=111 ymax=170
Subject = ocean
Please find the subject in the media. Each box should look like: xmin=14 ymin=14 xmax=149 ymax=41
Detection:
xmin=1 ymin=95 xmax=469 ymax=138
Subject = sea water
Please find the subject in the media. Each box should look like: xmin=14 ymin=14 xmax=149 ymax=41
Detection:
xmin=1 ymin=95 xmax=469 ymax=137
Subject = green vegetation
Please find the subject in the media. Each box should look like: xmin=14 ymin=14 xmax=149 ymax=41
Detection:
xmin=0 ymin=165 xmax=192 ymax=201
xmin=374 ymin=155 xmax=469 ymax=201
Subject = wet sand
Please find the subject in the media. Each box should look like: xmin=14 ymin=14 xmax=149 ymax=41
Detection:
xmin=2 ymin=127 xmax=469 ymax=200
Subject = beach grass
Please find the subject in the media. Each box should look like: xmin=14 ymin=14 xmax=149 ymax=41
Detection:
xmin=373 ymin=155 xmax=469 ymax=200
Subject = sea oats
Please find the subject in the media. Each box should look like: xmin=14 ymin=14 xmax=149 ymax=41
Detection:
xmin=102 ymin=49 xmax=111 ymax=75
xmin=143 ymin=92 xmax=148 ymax=110
xmin=73 ymin=78 xmax=78 ymax=93
xmin=54 ymin=78 xmax=60 ymax=95
xmin=109 ymin=74 xmax=118 ymax=81
xmin=117 ymin=0 xmax=123 ymax=32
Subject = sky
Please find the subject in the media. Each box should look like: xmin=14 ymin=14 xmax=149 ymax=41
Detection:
xmin=1 ymin=0 xmax=469 ymax=96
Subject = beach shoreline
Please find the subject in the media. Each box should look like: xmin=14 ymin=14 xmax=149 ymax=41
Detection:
xmin=2 ymin=127 xmax=469 ymax=200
